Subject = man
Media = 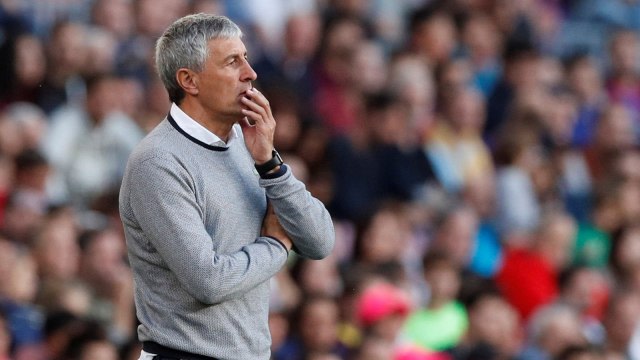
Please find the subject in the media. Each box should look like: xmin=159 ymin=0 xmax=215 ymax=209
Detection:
xmin=119 ymin=14 xmax=335 ymax=360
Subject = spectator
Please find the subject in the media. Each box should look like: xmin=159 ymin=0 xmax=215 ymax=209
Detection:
xmin=350 ymin=204 xmax=414 ymax=283
xmin=355 ymin=281 xmax=411 ymax=344
xmin=0 ymin=34 xmax=46 ymax=108
xmin=460 ymin=12 xmax=502 ymax=97
xmin=606 ymin=29 xmax=640 ymax=135
xmin=571 ymin=186 xmax=617 ymax=269
xmin=32 ymin=210 xmax=81 ymax=284
xmin=609 ymin=225 xmax=640 ymax=282
xmin=462 ymin=174 xmax=503 ymax=278
xmin=77 ymin=228 xmax=133 ymax=345
xmin=387 ymin=54 xmax=436 ymax=140
xmin=275 ymin=295 xmax=347 ymax=360
xmin=430 ymin=206 xmax=479 ymax=273
xmin=493 ymin=109 xmax=544 ymax=240
xmin=565 ymin=54 xmax=608 ymax=148
xmin=3 ymin=103 xmax=48 ymax=152
xmin=62 ymin=320 xmax=118 ymax=360
xmin=451 ymin=288 xmax=522 ymax=360
xmin=496 ymin=211 xmax=577 ymax=320
xmin=313 ymin=15 xmax=365 ymax=136
xmin=556 ymin=266 xmax=609 ymax=345
xmin=519 ymin=304 xmax=588 ymax=360
xmin=42 ymin=74 xmax=143 ymax=206
xmin=34 ymin=311 xmax=89 ymax=360
xmin=406 ymin=5 xmax=457 ymax=69
xmin=83 ymin=27 xmax=118 ymax=78
xmin=291 ymin=256 xmax=342 ymax=298
xmin=10 ymin=150 xmax=49 ymax=216
xmin=425 ymin=86 xmax=493 ymax=194
xmin=329 ymin=93 xmax=433 ymax=221
xmin=36 ymin=21 xmax=88 ymax=114
xmin=90 ymin=0 xmax=135 ymax=42
xmin=602 ymin=289 xmax=640 ymax=357
xmin=583 ymin=104 xmax=636 ymax=183
xmin=252 ymin=10 xmax=322 ymax=118
xmin=0 ymin=248 xmax=43 ymax=356
xmin=485 ymin=40 xmax=541 ymax=144
xmin=402 ymin=252 xmax=468 ymax=352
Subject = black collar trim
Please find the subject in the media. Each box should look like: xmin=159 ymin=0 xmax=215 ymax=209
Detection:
xmin=167 ymin=113 xmax=229 ymax=151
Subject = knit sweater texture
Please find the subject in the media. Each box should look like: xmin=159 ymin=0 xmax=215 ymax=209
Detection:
xmin=119 ymin=117 xmax=334 ymax=359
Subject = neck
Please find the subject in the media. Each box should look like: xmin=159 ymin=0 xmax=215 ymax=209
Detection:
xmin=178 ymin=99 xmax=235 ymax=142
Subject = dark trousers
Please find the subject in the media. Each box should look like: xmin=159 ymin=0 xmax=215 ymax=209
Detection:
xmin=142 ymin=341 xmax=218 ymax=360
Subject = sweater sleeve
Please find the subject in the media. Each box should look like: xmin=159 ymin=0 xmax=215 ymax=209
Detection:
xmin=259 ymin=165 xmax=335 ymax=259
xmin=127 ymin=155 xmax=288 ymax=304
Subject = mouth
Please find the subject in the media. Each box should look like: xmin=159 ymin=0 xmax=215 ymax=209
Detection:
xmin=239 ymin=84 xmax=254 ymax=97
xmin=239 ymin=85 xmax=253 ymax=96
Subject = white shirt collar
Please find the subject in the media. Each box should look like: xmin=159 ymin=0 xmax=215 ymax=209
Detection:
xmin=170 ymin=103 xmax=238 ymax=147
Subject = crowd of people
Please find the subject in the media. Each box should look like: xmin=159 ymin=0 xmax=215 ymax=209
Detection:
xmin=1 ymin=0 xmax=640 ymax=359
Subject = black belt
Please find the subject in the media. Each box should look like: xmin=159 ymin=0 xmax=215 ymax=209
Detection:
xmin=142 ymin=341 xmax=218 ymax=360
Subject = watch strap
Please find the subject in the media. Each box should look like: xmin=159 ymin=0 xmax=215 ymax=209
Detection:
xmin=255 ymin=150 xmax=283 ymax=177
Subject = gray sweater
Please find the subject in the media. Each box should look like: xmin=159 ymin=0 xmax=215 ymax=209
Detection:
xmin=119 ymin=117 xmax=334 ymax=359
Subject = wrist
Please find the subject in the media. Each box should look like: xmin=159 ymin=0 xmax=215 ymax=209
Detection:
xmin=255 ymin=150 xmax=284 ymax=177
xmin=264 ymin=235 xmax=292 ymax=253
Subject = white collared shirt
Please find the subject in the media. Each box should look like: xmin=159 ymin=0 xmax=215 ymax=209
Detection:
xmin=137 ymin=350 xmax=156 ymax=360
xmin=170 ymin=103 xmax=238 ymax=147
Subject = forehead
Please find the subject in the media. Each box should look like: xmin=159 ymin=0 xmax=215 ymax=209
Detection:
xmin=207 ymin=37 xmax=247 ymax=59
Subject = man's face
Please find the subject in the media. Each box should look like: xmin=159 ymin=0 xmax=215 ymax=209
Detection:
xmin=195 ymin=37 xmax=257 ymax=122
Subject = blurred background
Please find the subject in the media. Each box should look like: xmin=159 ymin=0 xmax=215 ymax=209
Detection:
xmin=1 ymin=0 xmax=640 ymax=359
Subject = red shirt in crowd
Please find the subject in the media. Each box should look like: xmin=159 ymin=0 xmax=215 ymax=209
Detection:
xmin=496 ymin=247 xmax=558 ymax=320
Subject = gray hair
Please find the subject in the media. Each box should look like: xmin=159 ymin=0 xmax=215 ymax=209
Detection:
xmin=155 ymin=13 xmax=242 ymax=104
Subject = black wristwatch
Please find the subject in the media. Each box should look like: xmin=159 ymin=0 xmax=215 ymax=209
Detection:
xmin=255 ymin=150 xmax=283 ymax=177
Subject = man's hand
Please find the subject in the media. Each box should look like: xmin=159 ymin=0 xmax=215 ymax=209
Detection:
xmin=261 ymin=202 xmax=292 ymax=251
xmin=240 ymin=87 xmax=276 ymax=164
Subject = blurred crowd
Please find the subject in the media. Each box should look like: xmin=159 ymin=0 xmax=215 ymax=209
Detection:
xmin=2 ymin=0 xmax=640 ymax=359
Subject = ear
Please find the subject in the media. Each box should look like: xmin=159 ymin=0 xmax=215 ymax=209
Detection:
xmin=176 ymin=68 xmax=199 ymax=96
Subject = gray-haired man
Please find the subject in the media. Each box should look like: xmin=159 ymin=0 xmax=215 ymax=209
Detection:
xmin=119 ymin=14 xmax=335 ymax=360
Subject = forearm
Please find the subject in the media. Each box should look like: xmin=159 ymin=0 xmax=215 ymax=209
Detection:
xmin=260 ymin=165 xmax=335 ymax=259
xmin=126 ymin=156 xmax=288 ymax=304
xmin=131 ymin=215 xmax=289 ymax=305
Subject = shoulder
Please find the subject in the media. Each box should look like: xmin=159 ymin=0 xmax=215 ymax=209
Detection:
xmin=128 ymin=120 xmax=180 ymax=166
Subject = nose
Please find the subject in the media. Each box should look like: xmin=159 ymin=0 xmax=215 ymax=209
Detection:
xmin=241 ymin=59 xmax=257 ymax=82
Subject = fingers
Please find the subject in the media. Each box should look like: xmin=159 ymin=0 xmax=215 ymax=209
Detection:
xmin=240 ymin=108 xmax=261 ymax=125
xmin=240 ymin=88 xmax=273 ymax=125
xmin=246 ymin=88 xmax=271 ymax=112
xmin=240 ymin=87 xmax=277 ymax=162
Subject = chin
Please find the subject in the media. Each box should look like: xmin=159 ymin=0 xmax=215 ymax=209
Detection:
xmin=221 ymin=106 xmax=243 ymax=120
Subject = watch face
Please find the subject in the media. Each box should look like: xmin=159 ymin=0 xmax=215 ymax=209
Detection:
xmin=274 ymin=150 xmax=283 ymax=164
